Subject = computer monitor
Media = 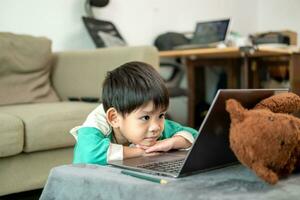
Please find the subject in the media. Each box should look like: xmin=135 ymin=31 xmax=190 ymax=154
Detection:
xmin=192 ymin=19 xmax=230 ymax=44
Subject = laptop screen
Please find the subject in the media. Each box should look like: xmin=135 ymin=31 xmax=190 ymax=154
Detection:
xmin=192 ymin=19 xmax=230 ymax=44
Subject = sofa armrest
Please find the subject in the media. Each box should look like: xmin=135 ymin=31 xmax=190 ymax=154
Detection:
xmin=51 ymin=46 xmax=159 ymax=101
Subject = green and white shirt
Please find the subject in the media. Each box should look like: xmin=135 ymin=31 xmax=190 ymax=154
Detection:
xmin=70 ymin=104 xmax=198 ymax=165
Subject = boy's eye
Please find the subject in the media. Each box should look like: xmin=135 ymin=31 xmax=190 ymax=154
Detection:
xmin=159 ymin=113 xmax=166 ymax=119
xmin=141 ymin=115 xmax=150 ymax=121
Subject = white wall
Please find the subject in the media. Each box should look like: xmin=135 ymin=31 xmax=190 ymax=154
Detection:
xmin=257 ymin=0 xmax=300 ymax=44
xmin=94 ymin=0 xmax=258 ymax=46
xmin=1 ymin=0 xmax=299 ymax=50
xmin=0 ymin=0 xmax=258 ymax=51
xmin=0 ymin=0 xmax=94 ymax=51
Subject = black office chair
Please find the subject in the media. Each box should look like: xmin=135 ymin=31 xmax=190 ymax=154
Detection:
xmin=83 ymin=0 xmax=126 ymax=48
xmin=154 ymin=32 xmax=190 ymax=97
xmin=82 ymin=0 xmax=186 ymax=98
xmin=82 ymin=16 xmax=126 ymax=48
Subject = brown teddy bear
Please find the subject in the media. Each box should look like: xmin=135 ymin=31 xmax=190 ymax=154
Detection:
xmin=226 ymin=92 xmax=300 ymax=184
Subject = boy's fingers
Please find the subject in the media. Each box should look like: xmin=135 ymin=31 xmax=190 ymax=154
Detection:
xmin=145 ymin=148 xmax=154 ymax=153
xmin=145 ymin=146 xmax=155 ymax=153
xmin=136 ymin=144 xmax=150 ymax=150
xmin=145 ymin=145 xmax=162 ymax=153
xmin=143 ymin=152 xmax=161 ymax=157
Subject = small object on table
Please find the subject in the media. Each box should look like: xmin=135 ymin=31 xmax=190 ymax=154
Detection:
xmin=121 ymin=170 xmax=168 ymax=184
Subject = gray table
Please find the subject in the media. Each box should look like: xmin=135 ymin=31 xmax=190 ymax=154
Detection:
xmin=40 ymin=164 xmax=300 ymax=200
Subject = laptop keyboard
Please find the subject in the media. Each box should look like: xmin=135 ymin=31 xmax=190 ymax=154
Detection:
xmin=137 ymin=159 xmax=185 ymax=173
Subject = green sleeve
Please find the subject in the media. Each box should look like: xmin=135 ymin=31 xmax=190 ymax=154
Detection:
xmin=73 ymin=127 xmax=112 ymax=165
xmin=160 ymin=119 xmax=198 ymax=140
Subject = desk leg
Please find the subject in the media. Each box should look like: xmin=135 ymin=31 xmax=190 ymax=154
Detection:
xmin=186 ymin=59 xmax=205 ymax=128
xmin=241 ymin=56 xmax=249 ymax=88
xmin=226 ymin=59 xmax=240 ymax=89
xmin=289 ymin=53 xmax=300 ymax=95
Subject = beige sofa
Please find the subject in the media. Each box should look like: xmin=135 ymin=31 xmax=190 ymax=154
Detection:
xmin=0 ymin=36 xmax=158 ymax=196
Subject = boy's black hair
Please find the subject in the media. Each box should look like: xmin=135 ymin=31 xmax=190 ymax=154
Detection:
xmin=102 ymin=61 xmax=169 ymax=115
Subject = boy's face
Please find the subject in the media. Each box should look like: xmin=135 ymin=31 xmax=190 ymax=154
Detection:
xmin=115 ymin=101 xmax=166 ymax=146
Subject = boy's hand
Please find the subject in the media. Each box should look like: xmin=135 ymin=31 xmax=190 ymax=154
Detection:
xmin=123 ymin=146 xmax=145 ymax=159
xmin=144 ymin=138 xmax=174 ymax=153
xmin=142 ymin=152 xmax=162 ymax=157
xmin=144 ymin=136 xmax=192 ymax=153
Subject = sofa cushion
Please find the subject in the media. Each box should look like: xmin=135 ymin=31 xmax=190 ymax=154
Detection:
xmin=0 ymin=32 xmax=59 ymax=106
xmin=0 ymin=102 xmax=97 ymax=152
xmin=0 ymin=113 xmax=24 ymax=157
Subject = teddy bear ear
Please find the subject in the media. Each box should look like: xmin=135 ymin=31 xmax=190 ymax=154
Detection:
xmin=226 ymin=99 xmax=245 ymax=123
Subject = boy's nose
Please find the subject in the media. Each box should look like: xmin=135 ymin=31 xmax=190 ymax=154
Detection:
xmin=149 ymin=122 xmax=160 ymax=133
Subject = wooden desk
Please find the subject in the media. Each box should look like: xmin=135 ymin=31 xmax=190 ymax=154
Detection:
xmin=160 ymin=47 xmax=300 ymax=128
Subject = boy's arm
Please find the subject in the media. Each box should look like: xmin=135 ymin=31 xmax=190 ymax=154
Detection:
xmin=74 ymin=127 xmax=147 ymax=164
xmin=74 ymin=127 xmax=130 ymax=165
xmin=123 ymin=146 xmax=145 ymax=159
xmin=144 ymin=120 xmax=198 ymax=153
xmin=73 ymin=127 xmax=110 ymax=165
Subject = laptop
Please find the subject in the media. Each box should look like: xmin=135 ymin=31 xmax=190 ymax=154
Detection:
xmin=109 ymin=88 xmax=289 ymax=177
xmin=174 ymin=19 xmax=230 ymax=50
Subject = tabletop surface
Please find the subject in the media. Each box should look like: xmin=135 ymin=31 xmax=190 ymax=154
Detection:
xmin=40 ymin=164 xmax=300 ymax=200
xmin=159 ymin=46 xmax=296 ymax=58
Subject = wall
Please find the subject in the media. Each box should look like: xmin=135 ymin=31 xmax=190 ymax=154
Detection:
xmin=94 ymin=0 xmax=258 ymax=46
xmin=0 ymin=0 xmax=94 ymax=51
xmin=0 ymin=0 xmax=258 ymax=51
xmin=1 ymin=1 xmax=299 ymax=50
xmin=257 ymin=0 xmax=300 ymax=44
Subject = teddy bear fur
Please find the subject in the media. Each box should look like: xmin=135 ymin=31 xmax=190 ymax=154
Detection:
xmin=226 ymin=92 xmax=300 ymax=184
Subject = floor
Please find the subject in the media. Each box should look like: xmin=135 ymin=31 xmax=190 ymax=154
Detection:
xmin=0 ymin=189 xmax=42 ymax=200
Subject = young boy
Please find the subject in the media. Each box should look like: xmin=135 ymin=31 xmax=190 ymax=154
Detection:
xmin=70 ymin=61 xmax=198 ymax=165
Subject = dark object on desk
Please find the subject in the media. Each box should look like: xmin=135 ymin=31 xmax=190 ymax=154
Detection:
xmin=250 ymin=32 xmax=290 ymax=45
xmin=239 ymin=45 xmax=256 ymax=54
xmin=154 ymin=32 xmax=190 ymax=51
xmin=226 ymin=92 xmax=300 ymax=184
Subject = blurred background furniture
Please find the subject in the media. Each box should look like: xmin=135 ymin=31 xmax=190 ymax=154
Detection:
xmin=82 ymin=16 xmax=126 ymax=48
xmin=83 ymin=0 xmax=126 ymax=48
xmin=0 ymin=32 xmax=158 ymax=196
xmin=82 ymin=1 xmax=188 ymax=118
xmin=160 ymin=47 xmax=300 ymax=128
xmin=154 ymin=32 xmax=190 ymax=97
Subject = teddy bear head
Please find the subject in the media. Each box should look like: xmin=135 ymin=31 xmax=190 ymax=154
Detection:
xmin=226 ymin=92 xmax=300 ymax=184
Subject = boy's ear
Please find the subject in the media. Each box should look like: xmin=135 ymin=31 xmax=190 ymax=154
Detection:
xmin=106 ymin=107 xmax=120 ymax=128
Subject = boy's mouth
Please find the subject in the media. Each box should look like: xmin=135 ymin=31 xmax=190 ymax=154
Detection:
xmin=141 ymin=136 xmax=159 ymax=146
xmin=144 ymin=136 xmax=158 ymax=141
